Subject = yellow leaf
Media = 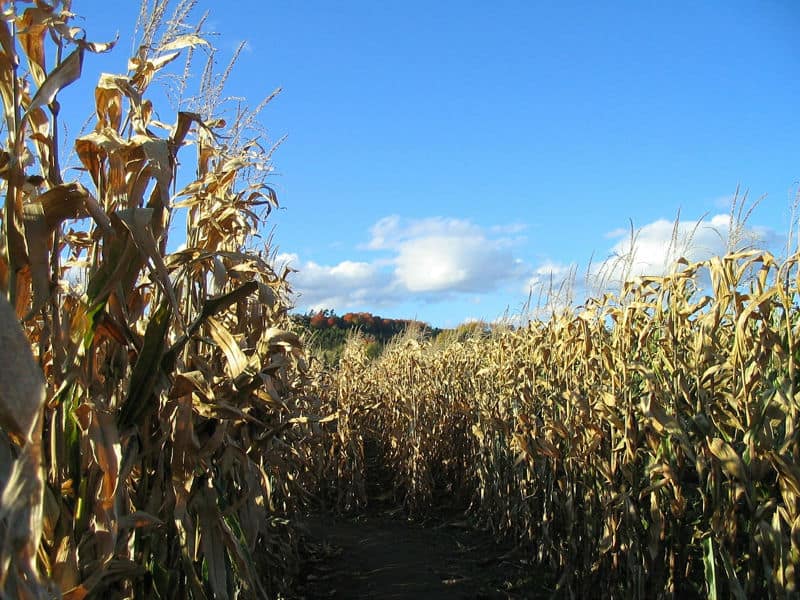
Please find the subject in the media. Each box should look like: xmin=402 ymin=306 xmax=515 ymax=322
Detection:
xmin=708 ymin=438 xmax=748 ymax=482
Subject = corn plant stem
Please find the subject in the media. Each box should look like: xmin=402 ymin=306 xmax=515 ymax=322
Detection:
xmin=4 ymin=1 xmax=20 ymax=306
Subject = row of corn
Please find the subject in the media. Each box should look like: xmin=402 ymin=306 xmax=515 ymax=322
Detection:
xmin=1 ymin=2 xmax=798 ymax=598
xmin=319 ymin=251 xmax=799 ymax=598
xmin=0 ymin=3 xmax=324 ymax=598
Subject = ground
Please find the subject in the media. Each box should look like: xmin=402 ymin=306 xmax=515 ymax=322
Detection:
xmin=296 ymin=509 xmax=552 ymax=599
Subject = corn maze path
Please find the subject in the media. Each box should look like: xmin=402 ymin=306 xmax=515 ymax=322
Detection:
xmin=298 ymin=511 xmax=550 ymax=599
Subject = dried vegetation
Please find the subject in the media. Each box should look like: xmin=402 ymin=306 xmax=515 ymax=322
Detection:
xmin=1 ymin=2 xmax=799 ymax=600
xmin=0 ymin=1 xmax=323 ymax=598
xmin=320 ymin=251 xmax=800 ymax=598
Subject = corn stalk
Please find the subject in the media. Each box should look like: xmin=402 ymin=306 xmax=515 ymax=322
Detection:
xmin=0 ymin=2 xmax=316 ymax=597
xmin=317 ymin=250 xmax=800 ymax=598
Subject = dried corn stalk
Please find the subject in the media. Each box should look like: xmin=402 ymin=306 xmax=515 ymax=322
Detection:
xmin=317 ymin=250 xmax=800 ymax=598
xmin=0 ymin=2 xmax=317 ymax=597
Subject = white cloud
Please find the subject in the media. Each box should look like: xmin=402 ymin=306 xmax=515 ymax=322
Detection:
xmin=523 ymin=260 xmax=574 ymax=294
xmin=279 ymin=216 xmax=533 ymax=313
xmin=277 ymin=252 xmax=396 ymax=311
xmin=395 ymin=234 xmax=523 ymax=292
xmin=592 ymin=213 xmax=776 ymax=287
xmin=367 ymin=215 xmax=483 ymax=250
xmin=375 ymin=216 xmax=526 ymax=293
xmin=278 ymin=208 xmax=784 ymax=324
xmin=604 ymin=227 xmax=629 ymax=239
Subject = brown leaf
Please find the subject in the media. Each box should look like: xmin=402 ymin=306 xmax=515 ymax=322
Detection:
xmin=0 ymin=19 xmax=17 ymax=132
xmin=24 ymin=46 xmax=83 ymax=119
xmin=0 ymin=293 xmax=45 ymax=442
xmin=207 ymin=316 xmax=248 ymax=379
xmin=35 ymin=182 xmax=91 ymax=229
xmin=17 ymin=6 xmax=50 ymax=88
xmin=114 ymin=208 xmax=185 ymax=332
xmin=171 ymin=111 xmax=206 ymax=148
xmin=74 ymin=404 xmax=121 ymax=513
xmin=0 ymin=442 xmax=45 ymax=591
xmin=52 ymin=535 xmax=81 ymax=592
xmin=117 ymin=511 xmax=163 ymax=530
xmin=21 ymin=201 xmax=50 ymax=320
xmin=708 ymin=438 xmax=748 ymax=483
xmin=197 ymin=487 xmax=230 ymax=600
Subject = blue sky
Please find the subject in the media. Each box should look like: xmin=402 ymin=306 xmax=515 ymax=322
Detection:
xmin=68 ymin=1 xmax=799 ymax=327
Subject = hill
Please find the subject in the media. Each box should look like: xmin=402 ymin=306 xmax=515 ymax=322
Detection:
xmin=292 ymin=310 xmax=443 ymax=363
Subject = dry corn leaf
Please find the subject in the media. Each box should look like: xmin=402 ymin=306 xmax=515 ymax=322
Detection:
xmin=21 ymin=201 xmax=50 ymax=320
xmin=74 ymin=404 xmax=121 ymax=511
xmin=17 ymin=6 xmax=50 ymax=88
xmin=708 ymin=438 xmax=749 ymax=482
xmin=24 ymin=46 xmax=83 ymax=119
xmin=0 ymin=293 xmax=45 ymax=441
xmin=207 ymin=316 xmax=248 ymax=379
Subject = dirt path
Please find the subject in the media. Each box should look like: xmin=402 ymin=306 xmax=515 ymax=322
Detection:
xmin=297 ymin=511 xmax=550 ymax=599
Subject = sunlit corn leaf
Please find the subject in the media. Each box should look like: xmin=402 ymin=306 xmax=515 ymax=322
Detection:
xmin=206 ymin=315 xmax=248 ymax=380
xmin=17 ymin=5 xmax=50 ymax=89
xmin=23 ymin=46 xmax=83 ymax=121
xmin=708 ymin=438 xmax=748 ymax=483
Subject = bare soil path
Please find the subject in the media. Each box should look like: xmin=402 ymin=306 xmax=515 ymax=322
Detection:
xmin=297 ymin=510 xmax=551 ymax=599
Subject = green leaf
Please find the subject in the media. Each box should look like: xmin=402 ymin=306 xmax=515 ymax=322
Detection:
xmin=718 ymin=543 xmax=747 ymax=600
xmin=118 ymin=301 xmax=171 ymax=429
xmin=703 ymin=537 xmax=718 ymax=600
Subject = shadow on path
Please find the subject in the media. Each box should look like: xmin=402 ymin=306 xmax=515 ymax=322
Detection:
xmin=297 ymin=511 xmax=551 ymax=599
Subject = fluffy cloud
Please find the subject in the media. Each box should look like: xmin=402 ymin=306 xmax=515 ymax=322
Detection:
xmin=367 ymin=216 xmax=490 ymax=250
xmin=277 ymin=252 xmax=396 ymax=311
xmin=280 ymin=211 xmax=783 ymax=321
xmin=523 ymin=261 xmax=575 ymax=293
xmin=280 ymin=216 xmax=531 ymax=313
xmin=592 ymin=213 xmax=779 ymax=288
xmin=378 ymin=217 xmax=526 ymax=293
xmin=521 ymin=213 xmax=781 ymax=317
xmin=395 ymin=234 xmax=522 ymax=292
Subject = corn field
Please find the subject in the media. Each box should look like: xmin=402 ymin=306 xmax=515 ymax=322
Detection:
xmin=0 ymin=2 xmax=324 ymax=598
xmin=319 ymin=251 xmax=800 ymax=598
xmin=1 ymin=2 xmax=799 ymax=600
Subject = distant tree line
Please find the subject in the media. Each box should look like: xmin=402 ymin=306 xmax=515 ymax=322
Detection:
xmin=294 ymin=309 xmax=441 ymax=342
xmin=291 ymin=310 xmax=442 ymax=364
